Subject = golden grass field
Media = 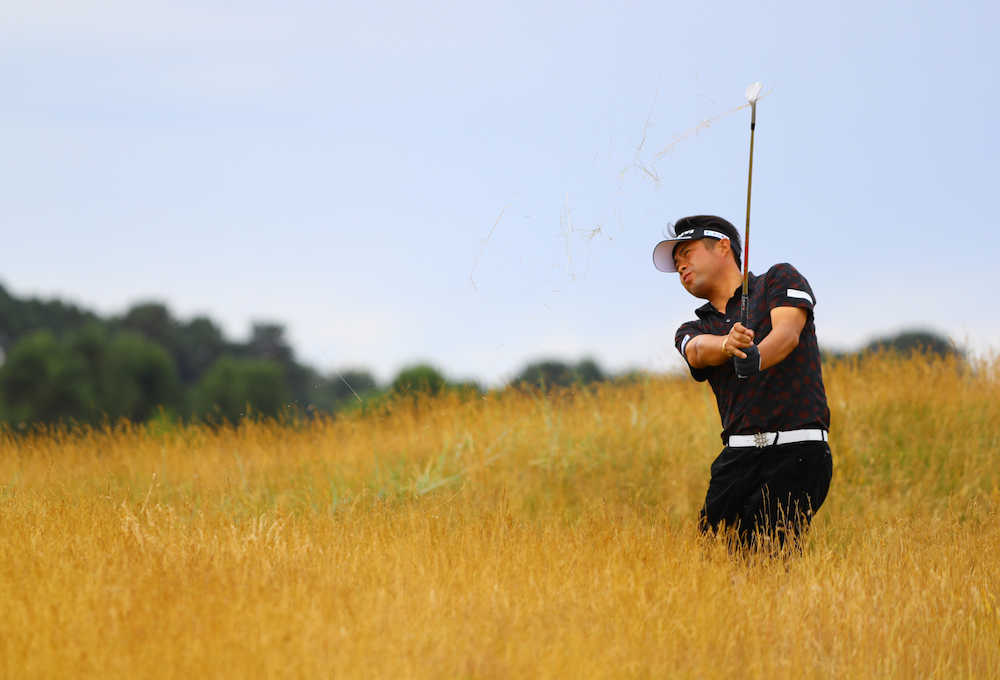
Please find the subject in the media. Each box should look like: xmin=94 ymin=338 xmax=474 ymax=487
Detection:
xmin=2 ymin=353 xmax=999 ymax=678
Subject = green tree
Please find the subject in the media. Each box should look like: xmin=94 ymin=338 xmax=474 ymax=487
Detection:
xmin=245 ymin=323 xmax=294 ymax=364
xmin=0 ymin=282 xmax=99 ymax=355
xmin=63 ymin=324 xmax=181 ymax=422
xmin=308 ymin=369 xmax=379 ymax=412
xmin=391 ymin=364 xmax=446 ymax=396
xmin=331 ymin=369 xmax=377 ymax=401
xmin=514 ymin=359 xmax=575 ymax=389
xmin=237 ymin=322 xmax=318 ymax=408
xmin=0 ymin=330 xmax=94 ymax=424
xmin=118 ymin=302 xmax=177 ymax=352
xmin=574 ymin=358 xmax=605 ymax=385
xmin=862 ymin=330 xmax=961 ymax=358
xmin=175 ymin=316 xmax=228 ymax=384
xmin=103 ymin=333 xmax=181 ymax=421
xmin=117 ymin=303 xmax=235 ymax=387
xmin=193 ymin=356 xmax=290 ymax=423
xmin=513 ymin=357 xmax=606 ymax=390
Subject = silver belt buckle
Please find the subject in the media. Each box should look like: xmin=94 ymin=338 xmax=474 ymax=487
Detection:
xmin=753 ymin=432 xmax=770 ymax=448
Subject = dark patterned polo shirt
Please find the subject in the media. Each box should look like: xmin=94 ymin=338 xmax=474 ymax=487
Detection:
xmin=674 ymin=262 xmax=831 ymax=444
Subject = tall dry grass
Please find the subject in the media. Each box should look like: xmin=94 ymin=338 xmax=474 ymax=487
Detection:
xmin=1 ymin=353 xmax=998 ymax=678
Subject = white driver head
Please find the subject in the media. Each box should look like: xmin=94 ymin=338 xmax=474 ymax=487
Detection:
xmin=745 ymin=82 xmax=763 ymax=104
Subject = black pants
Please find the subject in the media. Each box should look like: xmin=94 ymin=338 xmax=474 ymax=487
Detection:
xmin=699 ymin=441 xmax=833 ymax=550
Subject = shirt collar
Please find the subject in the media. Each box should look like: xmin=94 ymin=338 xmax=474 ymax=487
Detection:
xmin=694 ymin=272 xmax=757 ymax=319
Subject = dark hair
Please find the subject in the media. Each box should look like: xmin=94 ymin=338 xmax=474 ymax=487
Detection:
xmin=670 ymin=215 xmax=742 ymax=269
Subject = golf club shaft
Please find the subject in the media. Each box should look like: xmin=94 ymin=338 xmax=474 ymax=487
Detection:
xmin=740 ymin=102 xmax=756 ymax=327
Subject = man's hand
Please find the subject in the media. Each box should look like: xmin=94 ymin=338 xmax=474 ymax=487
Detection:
xmin=721 ymin=323 xmax=760 ymax=379
xmin=686 ymin=322 xmax=762 ymax=370
xmin=734 ymin=345 xmax=761 ymax=378
xmin=721 ymin=323 xmax=755 ymax=359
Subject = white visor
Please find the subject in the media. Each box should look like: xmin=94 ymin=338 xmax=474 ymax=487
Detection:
xmin=652 ymin=228 xmax=728 ymax=273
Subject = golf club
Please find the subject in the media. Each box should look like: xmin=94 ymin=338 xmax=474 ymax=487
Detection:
xmin=740 ymin=82 xmax=762 ymax=328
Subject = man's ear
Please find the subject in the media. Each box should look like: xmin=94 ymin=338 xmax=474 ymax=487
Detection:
xmin=715 ymin=238 xmax=731 ymax=257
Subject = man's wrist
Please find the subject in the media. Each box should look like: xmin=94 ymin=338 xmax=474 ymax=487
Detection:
xmin=734 ymin=345 xmax=762 ymax=379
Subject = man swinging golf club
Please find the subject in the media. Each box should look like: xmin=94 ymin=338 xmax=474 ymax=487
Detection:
xmin=652 ymin=84 xmax=832 ymax=551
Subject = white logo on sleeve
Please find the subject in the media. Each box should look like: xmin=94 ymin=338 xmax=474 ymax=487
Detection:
xmin=787 ymin=288 xmax=814 ymax=304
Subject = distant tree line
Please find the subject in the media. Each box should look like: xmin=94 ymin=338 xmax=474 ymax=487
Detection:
xmin=0 ymin=282 xmax=961 ymax=427
xmin=0 ymin=284 xmax=385 ymax=425
xmin=0 ymin=283 xmax=636 ymax=427
xmin=823 ymin=329 xmax=964 ymax=362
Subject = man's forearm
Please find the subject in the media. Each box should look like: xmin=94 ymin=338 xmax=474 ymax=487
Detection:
xmin=686 ymin=334 xmax=730 ymax=369
xmin=757 ymin=325 xmax=799 ymax=370
xmin=756 ymin=307 xmax=808 ymax=370
xmin=688 ymin=325 xmax=800 ymax=372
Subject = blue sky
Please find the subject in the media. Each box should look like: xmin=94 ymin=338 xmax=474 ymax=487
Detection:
xmin=2 ymin=0 xmax=997 ymax=385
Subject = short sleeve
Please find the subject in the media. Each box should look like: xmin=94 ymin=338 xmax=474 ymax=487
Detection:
xmin=675 ymin=320 xmax=711 ymax=382
xmin=765 ymin=263 xmax=816 ymax=315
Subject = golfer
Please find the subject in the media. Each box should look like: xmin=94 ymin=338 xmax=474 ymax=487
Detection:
xmin=653 ymin=215 xmax=833 ymax=550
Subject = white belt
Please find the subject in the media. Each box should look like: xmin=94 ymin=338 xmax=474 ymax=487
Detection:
xmin=728 ymin=429 xmax=828 ymax=448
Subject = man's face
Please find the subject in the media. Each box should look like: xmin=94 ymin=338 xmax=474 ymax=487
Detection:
xmin=673 ymin=238 xmax=726 ymax=297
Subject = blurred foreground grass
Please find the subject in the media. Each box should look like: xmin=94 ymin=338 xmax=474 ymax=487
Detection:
xmin=2 ymin=353 xmax=999 ymax=678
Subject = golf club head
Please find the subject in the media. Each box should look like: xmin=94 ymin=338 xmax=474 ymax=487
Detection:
xmin=745 ymin=82 xmax=763 ymax=104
